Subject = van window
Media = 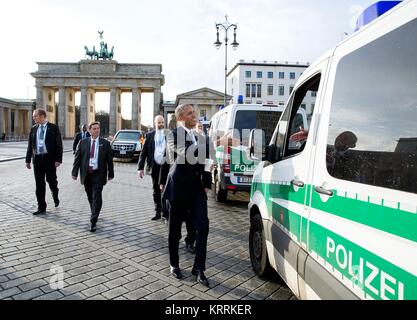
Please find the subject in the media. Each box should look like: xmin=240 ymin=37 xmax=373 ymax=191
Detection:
xmin=233 ymin=110 xmax=281 ymax=145
xmin=216 ymin=112 xmax=228 ymax=138
xmin=276 ymin=74 xmax=320 ymax=158
xmin=326 ymin=18 xmax=417 ymax=194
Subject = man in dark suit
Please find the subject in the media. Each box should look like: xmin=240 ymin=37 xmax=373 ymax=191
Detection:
xmin=138 ymin=115 xmax=168 ymax=221
xmin=73 ymin=124 xmax=90 ymax=154
xmin=25 ymin=108 xmax=63 ymax=215
xmin=160 ymin=104 xmax=213 ymax=287
xmin=72 ymin=121 xmax=114 ymax=232
xmin=139 ymin=115 xmax=196 ymax=252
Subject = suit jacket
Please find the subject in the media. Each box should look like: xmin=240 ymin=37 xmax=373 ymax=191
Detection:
xmin=160 ymin=126 xmax=212 ymax=203
xmin=137 ymin=129 xmax=170 ymax=173
xmin=25 ymin=122 xmax=63 ymax=164
xmin=72 ymin=137 xmax=114 ymax=186
xmin=73 ymin=131 xmax=91 ymax=152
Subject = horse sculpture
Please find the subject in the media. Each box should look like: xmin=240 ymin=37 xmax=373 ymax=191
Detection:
xmin=84 ymin=45 xmax=98 ymax=60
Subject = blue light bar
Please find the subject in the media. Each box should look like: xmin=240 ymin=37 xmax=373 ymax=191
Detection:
xmin=355 ymin=1 xmax=402 ymax=31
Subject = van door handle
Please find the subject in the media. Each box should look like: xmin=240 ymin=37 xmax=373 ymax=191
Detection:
xmin=314 ymin=185 xmax=333 ymax=197
xmin=291 ymin=179 xmax=305 ymax=188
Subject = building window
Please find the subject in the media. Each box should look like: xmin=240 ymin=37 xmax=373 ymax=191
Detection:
xmin=289 ymin=86 xmax=294 ymax=95
xmin=251 ymin=84 xmax=256 ymax=98
xmin=279 ymin=101 xmax=285 ymax=106
xmin=278 ymin=85 xmax=285 ymax=96
xmin=245 ymin=71 xmax=251 ymax=78
xmin=279 ymin=72 xmax=285 ymax=79
xmin=267 ymin=85 xmax=273 ymax=96
xmin=267 ymin=72 xmax=273 ymax=79
xmin=301 ymin=103 xmax=306 ymax=109
xmin=247 ymin=83 xmax=262 ymax=98
xmin=256 ymin=71 xmax=262 ymax=78
xmin=200 ymin=109 xmax=206 ymax=117
xmin=311 ymin=91 xmax=317 ymax=97
xmin=290 ymin=72 xmax=296 ymax=79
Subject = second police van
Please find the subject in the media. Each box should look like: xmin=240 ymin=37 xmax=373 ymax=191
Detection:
xmin=209 ymin=104 xmax=308 ymax=202
xmin=247 ymin=0 xmax=417 ymax=299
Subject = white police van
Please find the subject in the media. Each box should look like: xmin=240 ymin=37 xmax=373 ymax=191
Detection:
xmin=209 ymin=104 xmax=307 ymax=202
xmin=247 ymin=0 xmax=417 ymax=299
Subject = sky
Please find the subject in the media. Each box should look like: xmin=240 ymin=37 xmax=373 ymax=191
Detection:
xmin=0 ymin=0 xmax=376 ymax=126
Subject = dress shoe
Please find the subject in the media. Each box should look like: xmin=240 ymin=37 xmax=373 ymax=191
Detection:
xmin=33 ymin=209 xmax=46 ymax=215
xmin=54 ymin=199 xmax=60 ymax=207
xmin=90 ymin=223 xmax=97 ymax=232
xmin=185 ymin=243 xmax=195 ymax=254
xmin=170 ymin=266 xmax=183 ymax=279
xmin=151 ymin=215 xmax=161 ymax=221
xmin=192 ymin=269 xmax=209 ymax=287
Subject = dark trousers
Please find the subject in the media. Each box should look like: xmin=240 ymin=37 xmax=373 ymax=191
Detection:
xmin=33 ymin=155 xmax=59 ymax=210
xmin=167 ymin=191 xmax=209 ymax=271
xmin=151 ymin=163 xmax=162 ymax=216
xmin=84 ymin=171 xmax=103 ymax=224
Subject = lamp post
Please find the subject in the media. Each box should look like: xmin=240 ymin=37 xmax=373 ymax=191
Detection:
xmin=214 ymin=15 xmax=239 ymax=108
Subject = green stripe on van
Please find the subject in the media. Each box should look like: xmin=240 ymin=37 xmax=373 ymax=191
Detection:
xmin=252 ymin=182 xmax=417 ymax=244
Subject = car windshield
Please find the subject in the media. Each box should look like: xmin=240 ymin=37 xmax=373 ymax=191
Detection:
xmin=114 ymin=132 xmax=143 ymax=141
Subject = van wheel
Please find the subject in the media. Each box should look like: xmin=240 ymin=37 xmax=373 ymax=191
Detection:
xmin=215 ymin=179 xmax=228 ymax=202
xmin=249 ymin=214 xmax=272 ymax=277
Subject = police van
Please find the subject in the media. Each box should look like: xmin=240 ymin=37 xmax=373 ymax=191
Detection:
xmin=209 ymin=104 xmax=307 ymax=202
xmin=247 ymin=0 xmax=417 ymax=299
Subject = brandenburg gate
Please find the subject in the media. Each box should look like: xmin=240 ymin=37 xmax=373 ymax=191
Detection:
xmin=31 ymin=60 xmax=164 ymax=138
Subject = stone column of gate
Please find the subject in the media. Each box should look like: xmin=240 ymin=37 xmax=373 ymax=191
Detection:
xmin=131 ymin=88 xmax=139 ymax=130
xmin=58 ymin=87 xmax=66 ymax=138
xmin=109 ymin=87 xmax=117 ymax=136
xmin=153 ymin=87 xmax=161 ymax=118
xmin=36 ymin=85 xmax=44 ymax=109
xmin=138 ymin=88 xmax=142 ymax=130
xmin=0 ymin=106 xmax=4 ymax=138
xmin=7 ymin=108 xmax=12 ymax=137
xmin=27 ymin=108 xmax=33 ymax=136
xmin=14 ymin=109 xmax=20 ymax=138
xmin=80 ymin=86 xmax=88 ymax=129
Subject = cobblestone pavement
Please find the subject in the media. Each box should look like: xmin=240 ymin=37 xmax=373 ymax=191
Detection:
xmin=0 ymin=153 xmax=294 ymax=300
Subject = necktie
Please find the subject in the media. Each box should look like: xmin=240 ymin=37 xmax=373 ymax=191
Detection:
xmin=89 ymin=139 xmax=96 ymax=173
xmin=39 ymin=125 xmax=45 ymax=153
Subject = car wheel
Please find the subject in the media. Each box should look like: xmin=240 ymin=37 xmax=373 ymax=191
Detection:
xmin=249 ymin=214 xmax=272 ymax=277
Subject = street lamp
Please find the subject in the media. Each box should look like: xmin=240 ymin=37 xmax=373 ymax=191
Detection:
xmin=214 ymin=15 xmax=239 ymax=108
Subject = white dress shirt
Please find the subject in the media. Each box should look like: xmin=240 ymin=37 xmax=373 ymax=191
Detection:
xmin=89 ymin=137 xmax=100 ymax=170
xmin=180 ymin=124 xmax=197 ymax=145
xmin=36 ymin=122 xmax=48 ymax=154
xmin=154 ymin=129 xmax=166 ymax=165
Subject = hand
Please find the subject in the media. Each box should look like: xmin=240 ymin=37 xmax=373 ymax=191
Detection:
xmin=160 ymin=184 xmax=165 ymax=192
xmin=55 ymin=162 xmax=61 ymax=168
xmin=205 ymin=188 xmax=209 ymax=193
xmin=26 ymin=163 xmax=31 ymax=170
xmin=72 ymin=176 xmax=77 ymax=180
xmin=138 ymin=170 xmax=144 ymax=179
xmin=290 ymin=127 xmax=308 ymax=142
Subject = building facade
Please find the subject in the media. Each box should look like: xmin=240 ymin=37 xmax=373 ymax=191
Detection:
xmin=0 ymin=98 xmax=34 ymax=140
xmin=161 ymin=87 xmax=231 ymax=125
xmin=227 ymin=60 xmax=316 ymax=116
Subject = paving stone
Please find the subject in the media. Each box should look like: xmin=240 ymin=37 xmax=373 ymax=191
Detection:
xmin=13 ymin=288 xmax=44 ymax=300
